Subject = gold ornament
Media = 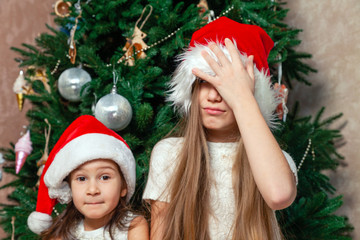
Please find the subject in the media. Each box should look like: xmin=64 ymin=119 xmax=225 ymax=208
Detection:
xmin=15 ymin=93 xmax=24 ymax=111
xmin=54 ymin=0 xmax=72 ymax=18
xmin=13 ymin=70 xmax=28 ymax=111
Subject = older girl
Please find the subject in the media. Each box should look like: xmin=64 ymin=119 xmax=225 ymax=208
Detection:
xmin=143 ymin=17 xmax=297 ymax=240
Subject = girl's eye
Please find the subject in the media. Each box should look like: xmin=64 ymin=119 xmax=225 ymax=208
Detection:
xmin=198 ymin=79 xmax=207 ymax=83
xmin=77 ymin=176 xmax=86 ymax=181
xmin=100 ymin=175 xmax=110 ymax=181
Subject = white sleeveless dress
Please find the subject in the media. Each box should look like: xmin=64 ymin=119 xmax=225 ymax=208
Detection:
xmin=71 ymin=212 xmax=136 ymax=240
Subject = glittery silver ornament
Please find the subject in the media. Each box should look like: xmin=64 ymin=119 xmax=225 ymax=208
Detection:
xmin=58 ymin=67 xmax=91 ymax=102
xmin=95 ymin=86 xmax=132 ymax=131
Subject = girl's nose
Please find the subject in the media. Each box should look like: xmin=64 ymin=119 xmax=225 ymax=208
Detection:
xmin=207 ymin=85 xmax=222 ymax=102
xmin=87 ymin=180 xmax=100 ymax=195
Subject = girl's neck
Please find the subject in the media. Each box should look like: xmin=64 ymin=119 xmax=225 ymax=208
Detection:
xmin=206 ymin=129 xmax=240 ymax=143
xmin=83 ymin=216 xmax=109 ymax=231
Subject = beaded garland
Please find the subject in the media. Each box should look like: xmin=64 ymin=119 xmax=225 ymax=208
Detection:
xmin=50 ymin=5 xmax=235 ymax=74
xmin=297 ymin=139 xmax=315 ymax=172
xmin=111 ymin=5 xmax=235 ymax=67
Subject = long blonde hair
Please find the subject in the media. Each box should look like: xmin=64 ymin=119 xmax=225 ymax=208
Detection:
xmin=162 ymin=81 xmax=282 ymax=240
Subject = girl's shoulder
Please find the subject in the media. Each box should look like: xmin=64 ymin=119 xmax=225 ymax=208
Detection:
xmin=128 ymin=215 xmax=149 ymax=240
xmin=154 ymin=137 xmax=183 ymax=149
xmin=151 ymin=137 xmax=183 ymax=157
xmin=148 ymin=137 xmax=183 ymax=177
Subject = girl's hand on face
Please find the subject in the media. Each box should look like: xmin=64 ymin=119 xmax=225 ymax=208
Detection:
xmin=192 ymin=38 xmax=255 ymax=110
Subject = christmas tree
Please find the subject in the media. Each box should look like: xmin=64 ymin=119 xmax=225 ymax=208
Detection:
xmin=0 ymin=0 xmax=353 ymax=239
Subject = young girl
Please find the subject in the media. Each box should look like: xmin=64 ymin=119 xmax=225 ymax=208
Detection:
xmin=27 ymin=115 xmax=149 ymax=240
xmin=143 ymin=17 xmax=298 ymax=240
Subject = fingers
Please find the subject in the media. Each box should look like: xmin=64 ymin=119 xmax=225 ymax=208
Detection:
xmin=192 ymin=67 xmax=216 ymax=85
xmin=224 ymin=38 xmax=243 ymax=67
xmin=192 ymin=39 xmax=253 ymax=88
xmin=198 ymin=40 xmax=239 ymax=78
xmin=246 ymin=55 xmax=255 ymax=82
xmin=208 ymin=42 xmax=231 ymax=67
xmin=200 ymin=49 xmax=222 ymax=76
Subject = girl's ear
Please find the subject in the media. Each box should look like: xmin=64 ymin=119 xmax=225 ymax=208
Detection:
xmin=120 ymin=187 xmax=128 ymax=198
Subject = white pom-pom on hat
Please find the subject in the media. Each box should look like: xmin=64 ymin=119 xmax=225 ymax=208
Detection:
xmin=27 ymin=211 xmax=53 ymax=235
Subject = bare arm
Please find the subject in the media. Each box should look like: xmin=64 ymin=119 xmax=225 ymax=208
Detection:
xmin=192 ymin=39 xmax=296 ymax=210
xmin=128 ymin=215 xmax=150 ymax=240
xmin=149 ymin=200 xmax=169 ymax=240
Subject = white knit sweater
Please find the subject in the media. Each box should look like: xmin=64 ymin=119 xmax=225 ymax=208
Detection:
xmin=143 ymin=137 xmax=297 ymax=239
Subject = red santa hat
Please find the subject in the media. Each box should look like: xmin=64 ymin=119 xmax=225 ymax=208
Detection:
xmin=167 ymin=16 xmax=279 ymax=128
xmin=27 ymin=115 xmax=136 ymax=234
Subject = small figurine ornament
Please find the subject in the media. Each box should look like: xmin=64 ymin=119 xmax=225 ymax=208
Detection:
xmin=274 ymin=56 xmax=289 ymax=122
xmin=28 ymin=67 xmax=51 ymax=93
xmin=119 ymin=5 xmax=152 ymax=66
xmin=274 ymin=83 xmax=289 ymax=121
xmin=68 ymin=2 xmax=82 ymax=64
xmin=15 ymin=130 xmax=33 ymax=174
xmin=68 ymin=16 xmax=80 ymax=64
xmin=121 ymin=27 xmax=149 ymax=66
xmin=197 ymin=0 xmax=215 ymax=23
xmin=197 ymin=0 xmax=209 ymax=15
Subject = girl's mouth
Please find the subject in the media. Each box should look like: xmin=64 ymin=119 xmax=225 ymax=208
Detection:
xmin=204 ymin=107 xmax=225 ymax=115
xmin=86 ymin=202 xmax=104 ymax=205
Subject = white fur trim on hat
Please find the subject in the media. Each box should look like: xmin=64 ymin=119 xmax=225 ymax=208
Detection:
xmin=167 ymin=42 xmax=280 ymax=129
xmin=27 ymin=211 xmax=53 ymax=235
xmin=44 ymin=133 xmax=136 ymax=203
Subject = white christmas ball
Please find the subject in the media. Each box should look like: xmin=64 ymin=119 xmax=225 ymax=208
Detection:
xmin=95 ymin=90 xmax=132 ymax=131
xmin=58 ymin=67 xmax=91 ymax=102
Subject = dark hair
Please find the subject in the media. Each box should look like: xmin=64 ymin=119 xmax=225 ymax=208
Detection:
xmin=40 ymin=166 xmax=132 ymax=240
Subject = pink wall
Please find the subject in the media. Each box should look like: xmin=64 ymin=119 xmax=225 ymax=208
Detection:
xmin=0 ymin=0 xmax=55 ymax=237
xmin=285 ymin=1 xmax=360 ymax=236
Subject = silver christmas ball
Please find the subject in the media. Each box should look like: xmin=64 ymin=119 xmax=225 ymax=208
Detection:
xmin=95 ymin=87 xmax=132 ymax=131
xmin=58 ymin=67 xmax=91 ymax=102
